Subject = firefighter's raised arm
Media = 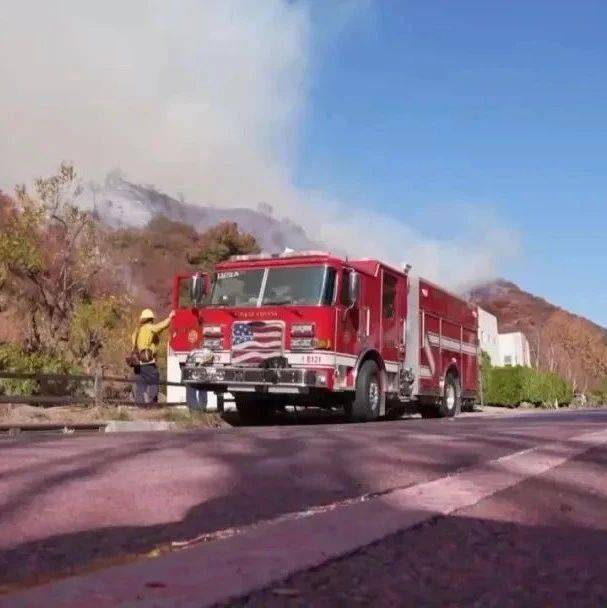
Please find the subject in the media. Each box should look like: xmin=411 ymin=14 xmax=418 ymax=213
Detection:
xmin=150 ymin=310 xmax=176 ymax=334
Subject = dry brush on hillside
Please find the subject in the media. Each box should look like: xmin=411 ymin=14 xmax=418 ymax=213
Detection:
xmin=471 ymin=280 xmax=607 ymax=391
xmin=0 ymin=165 xmax=259 ymax=381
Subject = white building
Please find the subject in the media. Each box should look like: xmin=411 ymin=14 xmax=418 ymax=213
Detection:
xmin=477 ymin=308 xmax=500 ymax=366
xmin=477 ymin=308 xmax=531 ymax=368
xmin=498 ymin=332 xmax=531 ymax=367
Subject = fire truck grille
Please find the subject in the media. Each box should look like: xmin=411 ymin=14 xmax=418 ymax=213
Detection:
xmin=182 ymin=365 xmax=318 ymax=387
xmin=223 ymin=367 xmax=313 ymax=384
xmin=231 ymin=320 xmax=284 ymax=367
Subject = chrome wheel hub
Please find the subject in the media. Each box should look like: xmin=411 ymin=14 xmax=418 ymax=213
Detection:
xmin=369 ymin=378 xmax=380 ymax=412
xmin=445 ymin=384 xmax=456 ymax=410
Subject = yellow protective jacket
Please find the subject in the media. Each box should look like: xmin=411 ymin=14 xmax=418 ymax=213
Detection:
xmin=131 ymin=317 xmax=171 ymax=364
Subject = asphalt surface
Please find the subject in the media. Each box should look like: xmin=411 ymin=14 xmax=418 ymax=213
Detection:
xmin=1 ymin=408 xmax=606 ymax=605
xmin=236 ymin=443 xmax=607 ymax=608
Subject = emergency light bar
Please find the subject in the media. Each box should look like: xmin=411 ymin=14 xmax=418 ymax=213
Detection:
xmin=229 ymin=250 xmax=331 ymax=262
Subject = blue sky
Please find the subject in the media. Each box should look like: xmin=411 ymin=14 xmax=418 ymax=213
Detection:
xmin=2 ymin=1 xmax=604 ymax=325
xmin=295 ymin=1 xmax=607 ymax=326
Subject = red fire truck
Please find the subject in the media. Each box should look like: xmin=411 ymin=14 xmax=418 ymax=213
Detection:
xmin=169 ymin=251 xmax=478 ymax=423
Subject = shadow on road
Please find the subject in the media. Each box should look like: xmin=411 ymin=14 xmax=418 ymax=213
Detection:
xmin=235 ymin=442 xmax=607 ymax=607
xmin=221 ymin=406 xmax=420 ymax=427
xmin=0 ymin=412 xmax=606 ymax=596
xmin=233 ymin=512 xmax=607 ymax=607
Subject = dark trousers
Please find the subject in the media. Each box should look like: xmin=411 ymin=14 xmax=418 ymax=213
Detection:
xmin=133 ymin=363 xmax=159 ymax=405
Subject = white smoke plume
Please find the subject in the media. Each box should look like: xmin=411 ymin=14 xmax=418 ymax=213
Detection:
xmin=0 ymin=0 xmax=517 ymax=288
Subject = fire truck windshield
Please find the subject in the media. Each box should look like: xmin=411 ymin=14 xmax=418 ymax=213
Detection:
xmin=210 ymin=266 xmax=336 ymax=307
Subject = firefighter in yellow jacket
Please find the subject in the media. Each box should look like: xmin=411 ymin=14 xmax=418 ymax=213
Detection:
xmin=132 ymin=308 xmax=175 ymax=404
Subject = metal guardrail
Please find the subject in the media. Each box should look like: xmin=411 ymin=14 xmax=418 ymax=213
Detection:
xmin=0 ymin=370 xmax=185 ymax=387
xmin=0 ymin=395 xmax=92 ymax=405
xmin=0 ymin=369 xmax=196 ymax=409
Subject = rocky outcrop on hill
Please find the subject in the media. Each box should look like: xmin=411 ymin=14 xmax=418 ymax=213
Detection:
xmin=76 ymin=172 xmax=319 ymax=254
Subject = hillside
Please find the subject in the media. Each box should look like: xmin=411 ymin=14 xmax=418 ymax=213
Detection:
xmin=0 ymin=176 xmax=260 ymax=375
xmin=470 ymin=280 xmax=607 ymax=391
xmin=76 ymin=172 xmax=319 ymax=253
xmin=2 ymin=172 xmax=606 ymax=392
xmin=105 ymin=216 xmax=259 ymax=312
xmin=105 ymin=216 xmax=206 ymax=312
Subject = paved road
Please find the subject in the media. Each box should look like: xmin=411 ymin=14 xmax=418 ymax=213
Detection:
xmin=238 ymin=440 xmax=607 ymax=607
xmin=1 ymin=409 xmax=606 ymax=605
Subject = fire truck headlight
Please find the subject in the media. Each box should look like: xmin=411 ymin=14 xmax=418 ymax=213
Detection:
xmin=291 ymin=337 xmax=314 ymax=350
xmin=203 ymin=324 xmax=222 ymax=337
xmin=291 ymin=323 xmax=315 ymax=337
xmin=204 ymin=337 xmax=223 ymax=350
xmin=187 ymin=348 xmax=214 ymax=366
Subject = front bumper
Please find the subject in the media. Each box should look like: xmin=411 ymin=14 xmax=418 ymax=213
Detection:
xmin=181 ymin=364 xmax=327 ymax=391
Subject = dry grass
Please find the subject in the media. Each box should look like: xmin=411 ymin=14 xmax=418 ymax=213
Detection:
xmin=0 ymin=403 xmax=227 ymax=428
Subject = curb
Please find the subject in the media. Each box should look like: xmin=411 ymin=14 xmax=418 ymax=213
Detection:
xmin=104 ymin=421 xmax=177 ymax=432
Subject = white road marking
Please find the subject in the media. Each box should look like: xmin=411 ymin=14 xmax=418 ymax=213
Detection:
xmin=5 ymin=428 xmax=607 ymax=608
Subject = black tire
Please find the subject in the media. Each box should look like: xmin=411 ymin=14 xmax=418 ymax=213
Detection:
xmin=385 ymin=402 xmax=406 ymax=420
xmin=235 ymin=394 xmax=276 ymax=425
xmin=461 ymin=399 xmax=475 ymax=413
xmin=420 ymin=406 xmax=440 ymax=419
xmin=420 ymin=373 xmax=461 ymax=419
xmin=346 ymin=360 xmax=384 ymax=422
xmin=438 ymin=372 xmax=461 ymax=418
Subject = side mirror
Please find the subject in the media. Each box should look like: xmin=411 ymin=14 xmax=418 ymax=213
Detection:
xmin=189 ymin=273 xmax=207 ymax=306
xmin=347 ymin=271 xmax=361 ymax=308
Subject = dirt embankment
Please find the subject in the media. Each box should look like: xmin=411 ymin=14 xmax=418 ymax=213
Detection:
xmin=0 ymin=404 xmax=226 ymax=428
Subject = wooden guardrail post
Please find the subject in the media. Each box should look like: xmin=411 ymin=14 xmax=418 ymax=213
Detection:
xmin=93 ymin=366 xmax=103 ymax=408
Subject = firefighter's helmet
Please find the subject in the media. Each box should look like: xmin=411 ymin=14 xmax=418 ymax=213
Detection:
xmin=140 ymin=308 xmax=155 ymax=322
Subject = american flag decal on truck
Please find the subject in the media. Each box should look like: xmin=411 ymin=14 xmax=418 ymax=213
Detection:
xmin=231 ymin=321 xmax=284 ymax=366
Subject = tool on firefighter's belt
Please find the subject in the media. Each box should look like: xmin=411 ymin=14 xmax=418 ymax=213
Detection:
xmin=125 ymin=325 xmax=142 ymax=368
xmin=126 ymin=324 xmax=150 ymax=368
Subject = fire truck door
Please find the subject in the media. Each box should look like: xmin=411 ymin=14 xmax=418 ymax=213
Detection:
xmin=381 ymin=270 xmax=405 ymax=363
xmin=337 ymin=268 xmax=359 ymax=354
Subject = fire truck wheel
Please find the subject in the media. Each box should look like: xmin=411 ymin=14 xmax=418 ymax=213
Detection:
xmin=347 ymin=360 xmax=383 ymax=422
xmin=385 ymin=403 xmax=406 ymax=420
xmin=235 ymin=395 xmax=276 ymax=426
xmin=461 ymin=399 xmax=475 ymax=412
xmin=438 ymin=372 xmax=461 ymax=418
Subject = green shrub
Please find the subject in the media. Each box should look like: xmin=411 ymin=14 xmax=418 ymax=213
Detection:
xmin=69 ymin=296 xmax=132 ymax=374
xmin=479 ymin=350 xmax=493 ymax=402
xmin=483 ymin=365 xmax=573 ymax=407
xmin=588 ymin=390 xmax=607 ymax=406
xmin=0 ymin=343 xmax=77 ymax=396
xmin=590 ymin=379 xmax=607 ymax=405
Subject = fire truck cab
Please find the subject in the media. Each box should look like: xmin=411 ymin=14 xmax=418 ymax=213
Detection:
xmin=171 ymin=251 xmax=478 ymax=423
